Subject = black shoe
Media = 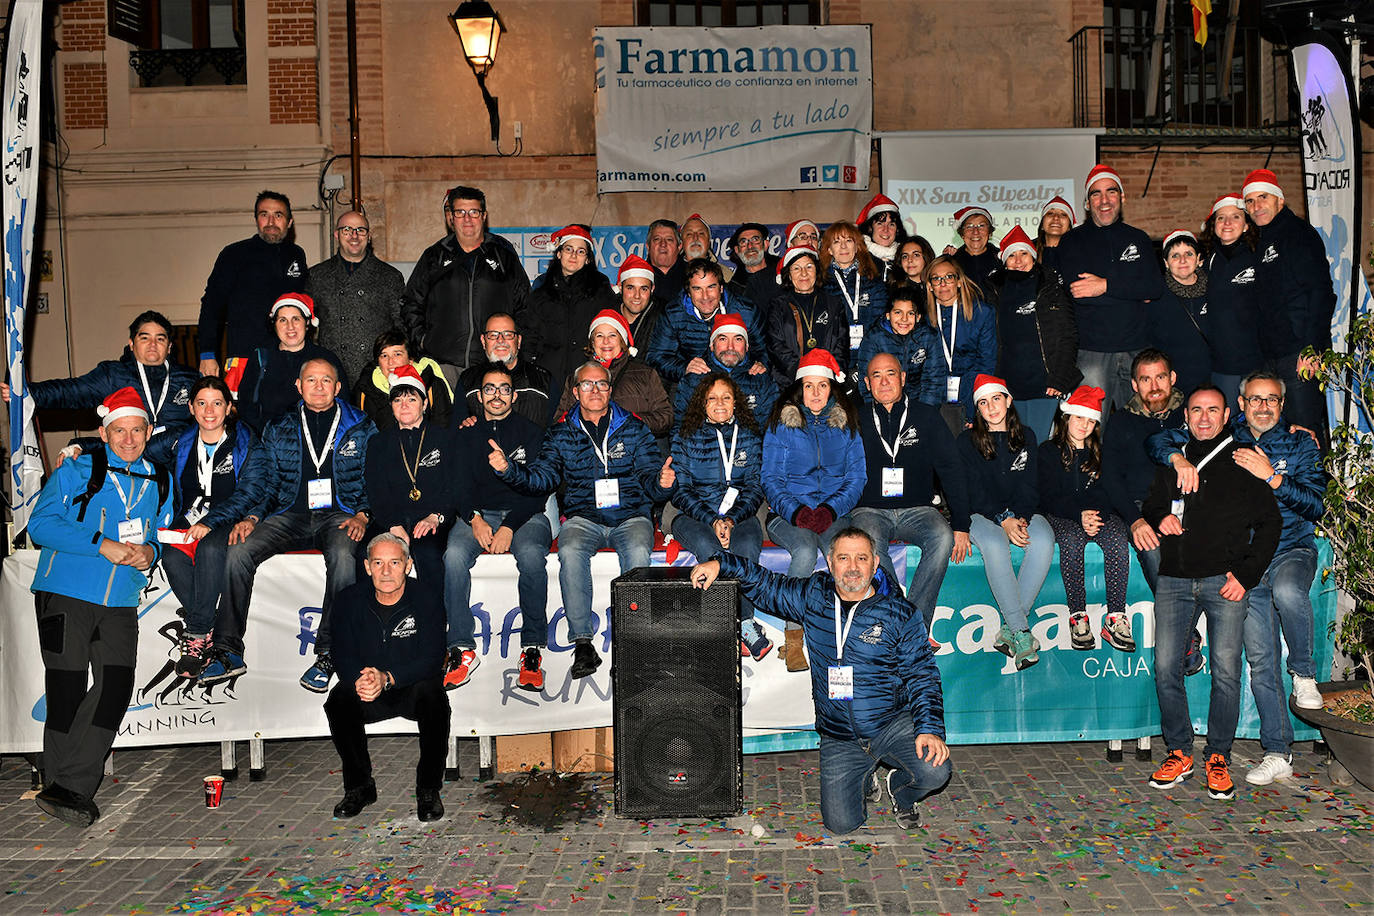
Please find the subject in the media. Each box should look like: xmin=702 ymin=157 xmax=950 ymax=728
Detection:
xmin=570 ymin=640 xmax=602 ymax=679
xmin=1183 ymin=628 xmax=1205 ymax=676
xmin=416 ymin=788 xmax=444 ymax=822
xmin=35 ymin=784 xmax=98 ymax=828
xmin=332 ymin=781 xmax=377 ymax=818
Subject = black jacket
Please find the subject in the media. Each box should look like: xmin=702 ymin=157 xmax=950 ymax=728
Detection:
xmin=1202 ymin=242 xmax=1265 ymax=375
xmin=954 ymin=245 xmax=1000 ymax=300
xmin=364 ymin=420 xmax=461 ymax=532
xmin=957 ymin=428 xmax=1040 ymax=522
xmin=1148 ymin=276 xmax=1211 ymax=397
xmin=1254 ymin=206 xmax=1336 ymax=358
xmin=236 ymin=342 xmax=349 ymax=436
xmin=765 ymin=288 xmax=849 ymax=388
xmin=1054 ymin=219 xmax=1165 ymax=352
xmin=454 ymin=411 xmax=548 ymax=531
xmin=1037 ymin=442 xmax=1110 ymax=518
xmin=309 ymin=250 xmax=406 ymax=387
xmin=198 ymin=235 xmax=309 ymax=360
xmin=524 ymin=264 xmax=617 ymax=395
xmin=857 ymin=395 xmax=970 ymax=530
xmin=454 ymin=359 xmax=554 ymax=428
xmin=331 ymin=583 xmax=446 ymax=690
xmin=1100 ymin=392 xmax=1185 ymax=525
xmin=725 ymin=256 xmax=778 ymax=314
xmin=986 ymin=265 xmax=1081 ymax=397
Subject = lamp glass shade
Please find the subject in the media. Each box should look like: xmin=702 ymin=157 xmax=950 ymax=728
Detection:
xmin=450 ymin=4 xmax=503 ymax=75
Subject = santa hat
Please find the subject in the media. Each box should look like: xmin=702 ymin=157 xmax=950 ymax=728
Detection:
xmin=589 ymin=309 xmax=634 ymax=350
xmin=856 ymin=194 xmax=899 ymax=226
xmin=1163 ymin=229 xmax=1198 ymax=251
xmin=970 ymin=374 xmax=1010 ymax=405
xmin=1060 ymin=385 xmax=1106 ymax=422
xmin=953 ymin=206 xmax=994 ymax=233
xmin=709 ymin=313 xmax=748 ymax=346
xmin=681 ymin=212 xmax=711 ymax=235
xmin=776 ymin=244 xmax=820 ymax=285
xmin=997 ymin=225 xmax=1036 ymax=263
xmin=387 ymin=364 xmax=427 ymax=396
xmin=270 ymin=292 xmax=318 ymax=327
xmin=550 ymin=224 xmax=593 ymax=253
xmin=615 ymin=254 xmax=655 ymax=292
xmin=1084 ymin=164 xmax=1124 ymax=195
xmin=1242 ymin=168 xmax=1283 ymax=200
xmin=784 ymin=219 xmax=819 ymax=246
xmin=795 ymin=348 xmax=844 ymax=383
xmin=1208 ymin=193 xmax=1244 ymax=219
xmin=97 ymin=387 xmax=149 ymax=427
xmin=1041 ymin=195 xmax=1076 ymax=224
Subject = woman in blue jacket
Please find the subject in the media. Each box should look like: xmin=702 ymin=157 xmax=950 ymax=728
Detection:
xmin=763 ymin=349 xmax=867 ymax=669
xmin=1199 ymin=194 xmax=1265 ymax=405
xmin=164 ymin=376 xmax=269 ymax=680
xmin=819 ymin=221 xmax=888 ymax=367
xmin=926 ymin=255 xmax=997 ymax=428
xmin=670 ymin=372 xmax=771 ymax=660
xmin=956 ymin=374 xmax=1052 ymax=671
xmin=856 ymin=284 xmax=946 ymax=406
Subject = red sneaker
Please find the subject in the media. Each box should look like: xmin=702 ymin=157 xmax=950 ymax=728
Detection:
xmin=443 ymin=649 xmax=479 ymax=690
xmin=516 ymin=647 xmax=544 ymax=692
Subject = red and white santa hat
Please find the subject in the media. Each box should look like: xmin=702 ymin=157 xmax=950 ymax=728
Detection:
xmin=615 ymin=254 xmax=655 ymax=292
xmin=681 ymin=212 xmax=711 ymax=235
xmin=784 ymin=219 xmax=819 ymax=246
xmin=795 ymin=348 xmax=844 ymax=383
xmin=856 ymin=194 xmax=899 ymax=226
xmin=1209 ymin=193 xmax=1244 ymax=219
xmin=97 ymin=386 xmax=149 ymax=427
xmin=953 ymin=205 xmax=994 ymax=233
xmin=1242 ymin=168 xmax=1283 ymax=200
xmin=1084 ymin=163 xmax=1124 ymax=195
xmin=551 ymin=224 xmax=593 ymax=252
xmin=270 ymin=292 xmax=318 ymax=327
xmin=1041 ymin=195 xmax=1077 ymax=224
xmin=387 ymin=364 xmax=427 ymax=395
xmin=709 ymin=312 xmax=748 ymax=346
xmin=997 ymin=225 xmax=1036 ymax=263
xmin=971 ymin=374 xmax=1010 ymax=405
xmin=1060 ymin=385 xmax=1106 ymax=422
xmin=1163 ymin=229 xmax=1198 ymax=251
xmin=589 ymin=309 xmax=634 ymax=349
xmin=776 ymin=244 xmax=820 ymax=284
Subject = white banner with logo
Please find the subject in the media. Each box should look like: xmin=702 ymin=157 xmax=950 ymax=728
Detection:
xmin=594 ymin=26 xmax=872 ymax=192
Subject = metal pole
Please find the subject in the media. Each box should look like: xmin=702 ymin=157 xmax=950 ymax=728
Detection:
xmin=346 ymin=0 xmax=362 ymax=211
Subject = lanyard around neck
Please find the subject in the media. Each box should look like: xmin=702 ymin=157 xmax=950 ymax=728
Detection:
xmin=301 ymin=406 xmax=341 ymax=475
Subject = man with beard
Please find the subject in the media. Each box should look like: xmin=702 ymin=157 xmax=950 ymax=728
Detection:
xmin=726 ymin=222 xmax=780 ymax=311
xmin=454 ymin=312 xmax=553 ymax=427
xmin=613 ymin=255 xmax=663 ymax=347
xmin=646 ymin=259 xmax=768 ymax=384
xmin=672 ymin=313 xmax=779 ymax=423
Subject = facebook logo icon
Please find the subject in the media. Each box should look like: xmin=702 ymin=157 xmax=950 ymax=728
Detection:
xmin=800 ymin=166 xmax=817 ymax=183
xmin=822 ymin=165 xmax=840 ymax=182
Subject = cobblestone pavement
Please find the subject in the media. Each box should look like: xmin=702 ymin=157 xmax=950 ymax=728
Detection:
xmin=0 ymin=735 xmax=1370 ymax=914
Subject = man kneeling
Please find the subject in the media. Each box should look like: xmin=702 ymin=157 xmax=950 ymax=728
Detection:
xmin=325 ymin=534 xmax=449 ymax=821
xmin=690 ymin=527 xmax=951 ymax=833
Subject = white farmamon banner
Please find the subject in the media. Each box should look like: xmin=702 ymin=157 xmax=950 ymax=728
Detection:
xmin=594 ymin=26 xmax=872 ymax=192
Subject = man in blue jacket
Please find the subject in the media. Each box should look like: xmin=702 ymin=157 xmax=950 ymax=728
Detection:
xmin=27 ymin=388 xmax=173 ymax=827
xmin=645 ymin=260 xmax=768 ymax=384
xmin=672 ymin=313 xmax=779 ymax=424
xmin=217 ymin=358 xmax=375 ymax=692
xmin=325 ymin=533 xmax=448 ymax=822
xmin=1147 ymin=370 xmax=1325 ymax=786
xmin=690 ymin=527 xmax=950 ymax=833
xmin=489 ymin=360 xmax=674 ymax=679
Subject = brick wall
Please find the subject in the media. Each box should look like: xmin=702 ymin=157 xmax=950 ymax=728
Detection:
xmin=62 ymin=62 xmax=107 ymax=130
xmin=268 ymin=1 xmax=320 ymax=125
xmin=59 ymin=1 xmax=107 ymax=130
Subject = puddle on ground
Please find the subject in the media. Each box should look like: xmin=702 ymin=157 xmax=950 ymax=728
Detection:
xmin=480 ymin=770 xmax=604 ymax=832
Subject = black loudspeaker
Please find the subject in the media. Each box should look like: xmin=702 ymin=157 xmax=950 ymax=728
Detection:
xmin=611 ymin=566 xmax=743 ymax=819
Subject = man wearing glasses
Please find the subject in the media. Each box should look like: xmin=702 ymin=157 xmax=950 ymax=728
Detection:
xmin=400 ymin=186 xmax=530 ymax=385
xmin=1148 ymin=370 xmax=1325 ymax=786
xmin=725 ymin=222 xmax=780 ymax=313
xmin=310 ymin=211 xmax=405 ymax=388
xmin=455 ymin=312 xmax=553 ymax=427
xmin=488 ymin=361 xmax=675 ymax=679
xmin=445 ymin=363 xmax=552 ymax=691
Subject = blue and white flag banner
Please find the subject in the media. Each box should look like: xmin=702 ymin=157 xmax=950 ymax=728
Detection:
xmin=3 ymin=0 xmax=46 ymax=537
xmin=594 ymin=26 xmax=872 ymax=192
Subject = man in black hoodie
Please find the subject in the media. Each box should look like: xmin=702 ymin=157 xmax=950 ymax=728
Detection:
xmin=325 ymin=533 xmax=448 ymax=822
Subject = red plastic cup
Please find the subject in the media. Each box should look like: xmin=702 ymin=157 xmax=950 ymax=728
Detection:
xmin=204 ymin=775 xmax=224 ymax=808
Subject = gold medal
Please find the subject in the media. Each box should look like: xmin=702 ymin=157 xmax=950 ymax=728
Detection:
xmin=409 ymin=486 xmax=422 ymax=502
xmin=807 ymin=337 xmax=817 ymax=348
xmin=400 ymin=428 xmax=427 ymax=505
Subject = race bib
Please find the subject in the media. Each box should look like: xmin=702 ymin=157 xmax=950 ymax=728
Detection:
xmin=117 ymin=518 xmax=145 ymax=545
xmin=308 ymin=478 xmax=334 ymax=510
xmin=184 ymin=498 xmax=209 ymax=526
xmin=828 ymin=665 xmax=854 ymax=700
xmin=946 ymin=377 xmax=961 ymax=403
xmin=718 ymin=485 xmax=739 ymax=517
xmin=595 ymin=477 xmax=621 ymax=509
xmin=849 ymin=324 xmax=864 ymax=348
xmin=881 ymin=467 xmax=904 ymax=498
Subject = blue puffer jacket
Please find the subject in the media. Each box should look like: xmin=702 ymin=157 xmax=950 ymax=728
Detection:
xmin=673 ymin=352 xmax=780 ymax=426
xmin=936 ymin=300 xmax=998 ymax=420
xmin=28 ymin=451 xmax=173 ymax=607
xmin=500 ymin=401 xmax=670 ymax=527
xmin=32 ymin=353 xmax=198 ymax=467
xmin=763 ymin=400 xmax=867 ymax=524
xmin=644 ymin=289 xmax=766 ymax=382
xmin=669 ymin=419 xmax=765 ymax=524
xmin=821 ymin=264 xmax=888 ymax=360
xmin=252 ymin=399 xmax=375 ymax=518
xmin=715 ymin=553 xmax=945 ymax=741
xmin=171 ymin=421 xmax=270 ymax=529
xmin=1145 ymin=414 xmax=1324 ymax=555
xmin=855 ymin=317 xmax=947 ymax=407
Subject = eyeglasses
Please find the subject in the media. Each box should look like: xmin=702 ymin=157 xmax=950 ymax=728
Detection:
xmin=576 ymin=379 xmax=611 ymax=392
xmin=1244 ymin=394 xmax=1283 ymax=408
xmin=446 ymin=208 xmax=485 ymax=219
xmin=337 ymin=226 xmax=369 ymax=237
xmin=483 ymin=330 xmax=518 ymax=341
xmin=736 ymin=236 xmax=765 ymax=248
xmin=962 ymin=223 xmax=990 ymax=233
xmin=930 ymin=274 xmax=959 ymax=285
xmin=560 ymin=246 xmax=589 ymax=257
xmin=481 ymin=383 xmax=514 ymax=397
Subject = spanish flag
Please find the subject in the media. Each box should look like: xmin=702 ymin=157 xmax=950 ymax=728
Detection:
xmin=1191 ymin=0 xmax=1212 ymax=47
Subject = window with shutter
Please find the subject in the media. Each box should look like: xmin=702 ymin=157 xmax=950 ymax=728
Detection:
xmin=110 ymin=0 xmax=247 ymax=88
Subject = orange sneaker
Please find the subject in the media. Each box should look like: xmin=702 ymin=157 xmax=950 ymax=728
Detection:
xmin=1148 ymin=749 xmax=1194 ymax=789
xmin=1205 ymin=753 xmax=1235 ymax=800
xmin=516 ymin=647 xmax=543 ymax=692
xmin=443 ymin=648 xmax=479 ymax=690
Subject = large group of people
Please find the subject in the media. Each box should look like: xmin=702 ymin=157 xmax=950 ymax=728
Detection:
xmin=17 ymin=163 xmax=1334 ymax=832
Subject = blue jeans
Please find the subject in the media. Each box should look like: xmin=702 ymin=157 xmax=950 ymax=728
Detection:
xmin=444 ymin=510 xmax=552 ymax=650
xmin=967 ymin=514 xmax=1054 ymax=631
xmin=162 ymin=523 xmax=233 ymax=637
xmin=1017 ymin=397 xmax=1059 ymax=443
xmin=671 ymin=513 xmax=763 ymax=617
xmin=1211 ymin=372 xmax=1243 ymax=409
xmin=766 ymin=514 xmax=847 ymax=579
xmin=1076 ymin=348 xmax=1137 ymax=421
xmin=847 ymin=506 xmax=953 ymax=631
xmin=818 ymin=714 xmax=952 ymax=835
xmin=557 ymin=515 xmax=653 ymax=641
xmin=1244 ymin=546 xmax=1318 ymax=754
xmin=1153 ymin=574 xmax=1246 ymax=760
xmin=1270 ymin=352 xmax=1328 ymax=449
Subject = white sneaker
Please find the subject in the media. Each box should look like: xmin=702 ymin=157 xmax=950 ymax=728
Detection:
xmin=1291 ymin=676 xmax=1323 ymax=710
xmin=1245 ymin=753 xmax=1294 ymax=785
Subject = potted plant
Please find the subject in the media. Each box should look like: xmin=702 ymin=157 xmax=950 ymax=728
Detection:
xmin=1289 ymin=310 xmax=1374 ymax=789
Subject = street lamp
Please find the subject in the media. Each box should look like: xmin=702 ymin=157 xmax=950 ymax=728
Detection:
xmin=448 ymin=0 xmax=505 ymax=142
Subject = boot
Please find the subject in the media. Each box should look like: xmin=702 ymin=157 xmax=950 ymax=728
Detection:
xmin=783 ymin=627 xmax=807 ymax=672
